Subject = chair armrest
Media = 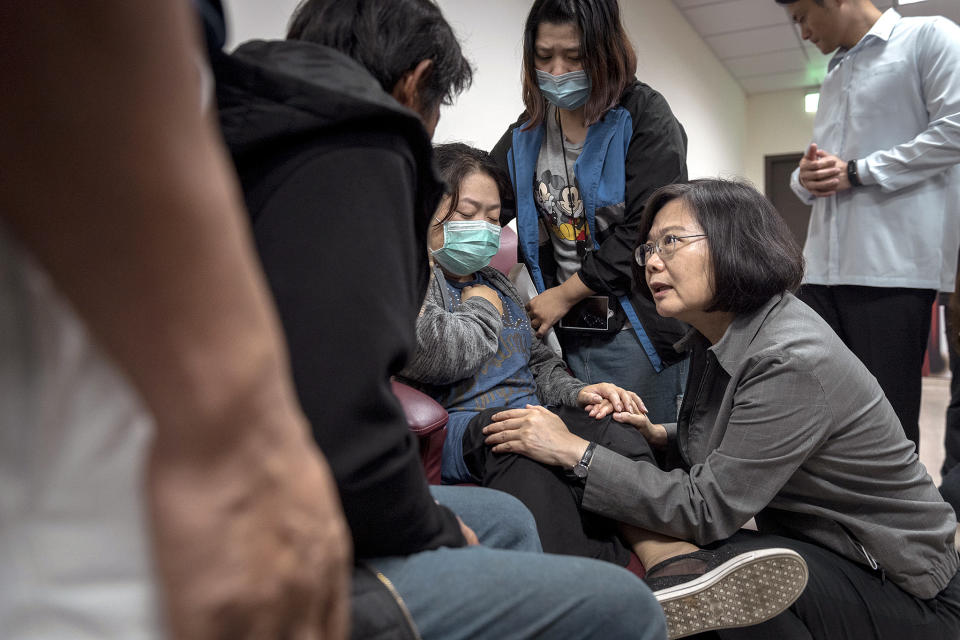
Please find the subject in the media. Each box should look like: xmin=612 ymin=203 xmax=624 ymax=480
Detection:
xmin=390 ymin=380 xmax=447 ymax=436
xmin=390 ymin=380 xmax=447 ymax=484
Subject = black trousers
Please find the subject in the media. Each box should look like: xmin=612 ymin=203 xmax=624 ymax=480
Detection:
xmin=461 ymin=404 xmax=656 ymax=567
xmin=691 ymin=530 xmax=960 ymax=640
xmin=939 ymin=306 xmax=960 ymax=516
xmin=798 ymin=284 xmax=936 ymax=451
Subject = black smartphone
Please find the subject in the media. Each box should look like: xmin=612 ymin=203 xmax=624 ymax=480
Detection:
xmin=559 ymin=296 xmax=610 ymax=331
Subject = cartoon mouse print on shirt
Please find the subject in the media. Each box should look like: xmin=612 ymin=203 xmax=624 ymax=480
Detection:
xmin=534 ymin=169 xmax=589 ymax=244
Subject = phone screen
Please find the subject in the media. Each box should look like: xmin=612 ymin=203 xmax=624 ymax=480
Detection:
xmin=559 ymin=296 xmax=610 ymax=331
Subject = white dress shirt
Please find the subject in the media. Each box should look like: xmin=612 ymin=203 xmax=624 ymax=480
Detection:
xmin=791 ymin=9 xmax=960 ymax=292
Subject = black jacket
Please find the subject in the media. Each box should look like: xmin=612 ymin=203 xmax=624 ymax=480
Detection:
xmin=213 ymin=40 xmax=464 ymax=558
xmin=491 ymin=81 xmax=688 ymax=366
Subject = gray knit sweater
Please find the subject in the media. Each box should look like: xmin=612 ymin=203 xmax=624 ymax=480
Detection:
xmin=397 ymin=265 xmax=584 ymax=408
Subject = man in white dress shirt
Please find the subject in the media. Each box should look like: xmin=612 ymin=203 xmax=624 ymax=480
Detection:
xmin=777 ymin=0 xmax=960 ymax=451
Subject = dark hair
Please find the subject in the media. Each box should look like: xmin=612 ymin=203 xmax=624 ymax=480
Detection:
xmin=287 ymin=0 xmax=473 ymax=110
xmin=432 ymin=143 xmax=512 ymax=224
xmin=633 ymin=179 xmax=805 ymax=315
xmin=521 ymin=0 xmax=637 ymax=129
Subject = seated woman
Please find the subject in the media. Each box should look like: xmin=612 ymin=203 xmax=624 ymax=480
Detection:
xmin=483 ymin=178 xmax=960 ymax=639
xmin=398 ymin=143 xmax=648 ymax=566
xmin=399 ymin=147 xmax=807 ymax=638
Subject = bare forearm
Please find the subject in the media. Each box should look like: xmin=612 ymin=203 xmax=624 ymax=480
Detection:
xmin=1 ymin=3 xmax=350 ymax=637
xmin=559 ymin=272 xmax=595 ymax=305
xmin=1 ymin=1 xmax=296 ymax=453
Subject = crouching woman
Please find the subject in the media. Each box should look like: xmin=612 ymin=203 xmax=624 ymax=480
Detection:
xmin=484 ymin=179 xmax=960 ymax=639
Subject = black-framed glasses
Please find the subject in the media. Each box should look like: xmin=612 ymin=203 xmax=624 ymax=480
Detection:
xmin=634 ymin=234 xmax=707 ymax=266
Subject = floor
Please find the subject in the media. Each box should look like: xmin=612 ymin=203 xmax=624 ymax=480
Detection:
xmin=917 ymin=373 xmax=960 ymax=549
xmin=920 ymin=374 xmax=951 ymax=487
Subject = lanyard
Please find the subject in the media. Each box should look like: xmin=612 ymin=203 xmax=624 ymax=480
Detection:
xmin=555 ymin=108 xmax=588 ymax=258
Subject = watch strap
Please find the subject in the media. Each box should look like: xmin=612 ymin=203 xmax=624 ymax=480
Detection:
xmin=573 ymin=442 xmax=597 ymax=479
xmin=847 ymin=159 xmax=862 ymax=187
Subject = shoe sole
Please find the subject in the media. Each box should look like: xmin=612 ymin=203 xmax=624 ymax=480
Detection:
xmin=654 ymin=547 xmax=808 ymax=639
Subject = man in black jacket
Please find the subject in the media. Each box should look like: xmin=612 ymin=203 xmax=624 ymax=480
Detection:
xmin=213 ymin=0 xmax=668 ymax=638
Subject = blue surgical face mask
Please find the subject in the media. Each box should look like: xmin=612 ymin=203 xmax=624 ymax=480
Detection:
xmin=431 ymin=220 xmax=501 ymax=276
xmin=536 ymin=69 xmax=591 ymax=110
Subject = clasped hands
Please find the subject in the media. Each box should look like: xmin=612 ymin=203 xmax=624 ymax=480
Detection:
xmin=482 ymin=383 xmax=666 ymax=468
xmin=798 ymin=142 xmax=852 ymax=197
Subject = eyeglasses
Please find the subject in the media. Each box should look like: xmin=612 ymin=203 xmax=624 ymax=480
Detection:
xmin=635 ymin=234 xmax=707 ymax=266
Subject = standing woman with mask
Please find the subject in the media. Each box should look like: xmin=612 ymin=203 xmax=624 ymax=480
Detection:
xmin=492 ymin=0 xmax=689 ymax=425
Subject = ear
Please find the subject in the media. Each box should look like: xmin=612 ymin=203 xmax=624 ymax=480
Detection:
xmin=390 ymin=59 xmax=434 ymax=111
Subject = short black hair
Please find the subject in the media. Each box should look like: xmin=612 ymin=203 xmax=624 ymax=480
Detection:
xmin=521 ymin=0 xmax=637 ymax=128
xmin=633 ymin=179 xmax=805 ymax=315
xmin=287 ymin=0 xmax=472 ymax=110
xmin=432 ymin=143 xmax=512 ymax=224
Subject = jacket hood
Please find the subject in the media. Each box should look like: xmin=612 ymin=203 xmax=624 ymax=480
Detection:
xmin=214 ymin=39 xmax=428 ymax=156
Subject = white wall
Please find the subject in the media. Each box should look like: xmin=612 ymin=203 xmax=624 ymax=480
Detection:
xmin=429 ymin=1 xmax=529 ymax=150
xmin=222 ymin=0 xmax=300 ymax=49
xmin=220 ymin=1 xmax=770 ymax=182
xmin=434 ymin=0 xmax=747 ymax=179
xmin=744 ymin=89 xmax=817 ymax=191
xmin=619 ymin=0 xmax=746 ymax=180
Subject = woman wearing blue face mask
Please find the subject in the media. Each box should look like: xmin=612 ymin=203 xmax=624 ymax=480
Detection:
xmin=492 ymin=0 xmax=690 ymax=426
xmin=399 ymin=143 xmax=653 ymax=565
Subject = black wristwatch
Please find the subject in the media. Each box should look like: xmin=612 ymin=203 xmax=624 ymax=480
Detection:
xmin=847 ymin=159 xmax=862 ymax=187
xmin=572 ymin=442 xmax=597 ymax=480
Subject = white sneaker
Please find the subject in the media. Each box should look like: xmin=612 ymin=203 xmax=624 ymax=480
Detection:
xmin=652 ymin=547 xmax=809 ymax=639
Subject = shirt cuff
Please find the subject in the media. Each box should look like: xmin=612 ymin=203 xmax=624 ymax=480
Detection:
xmin=582 ymin=445 xmax=634 ymax=516
xmin=856 ymin=158 xmax=877 ymax=186
xmin=582 ymin=445 xmax=663 ymax=526
xmin=663 ymin=421 xmax=678 ymax=446
xmin=789 ymin=167 xmax=815 ymax=204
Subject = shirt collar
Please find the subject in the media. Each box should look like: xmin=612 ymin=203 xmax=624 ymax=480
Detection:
xmin=675 ymin=294 xmax=785 ymax=376
xmin=828 ymin=8 xmax=900 ymax=72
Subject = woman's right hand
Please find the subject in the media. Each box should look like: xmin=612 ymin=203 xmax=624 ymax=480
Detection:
xmin=462 ymin=284 xmax=503 ymax=315
xmin=612 ymin=411 xmax=668 ymax=449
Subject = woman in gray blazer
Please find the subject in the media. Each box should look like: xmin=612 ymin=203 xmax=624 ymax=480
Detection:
xmin=483 ymin=179 xmax=960 ymax=639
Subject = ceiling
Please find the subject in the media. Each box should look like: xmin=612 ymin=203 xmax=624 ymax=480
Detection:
xmin=670 ymin=0 xmax=960 ymax=94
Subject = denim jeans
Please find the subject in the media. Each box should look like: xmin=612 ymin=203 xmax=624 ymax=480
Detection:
xmin=562 ymin=328 xmax=688 ymax=425
xmin=369 ymin=485 xmax=667 ymax=640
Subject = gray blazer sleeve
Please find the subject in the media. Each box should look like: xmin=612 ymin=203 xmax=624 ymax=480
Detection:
xmin=582 ymin=355 xmax=829 ymax=545
xmin=398 ymin=280 xmax=503 ymax=386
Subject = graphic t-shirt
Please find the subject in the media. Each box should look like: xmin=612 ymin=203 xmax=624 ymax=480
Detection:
xmin=534 ymin=104 xmax=588 ymax=284
xmin=436 ymin=273 xmax=539 ymax=483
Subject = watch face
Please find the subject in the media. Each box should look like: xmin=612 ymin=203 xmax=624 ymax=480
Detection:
xmin=573 ymin=464 xmax=588 ymax=479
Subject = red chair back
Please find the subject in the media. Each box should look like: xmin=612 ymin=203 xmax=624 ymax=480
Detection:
xmin=490 ymin=225 xmax=518 ymax=276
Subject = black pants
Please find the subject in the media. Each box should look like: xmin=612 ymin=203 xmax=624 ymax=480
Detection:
xmin=939 ymin=306 xmax=960 ymax=516
xmin=798 ymin=284 xmax=936 ymax=450
xmin=461 ymin=404 xmax=656 ymax=567
xmin=690 ymin=531 xmax=960 ymax=640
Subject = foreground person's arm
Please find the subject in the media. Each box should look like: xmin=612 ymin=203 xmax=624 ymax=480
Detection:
xmin=0 ymin=3 xmax=350 ymax=638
